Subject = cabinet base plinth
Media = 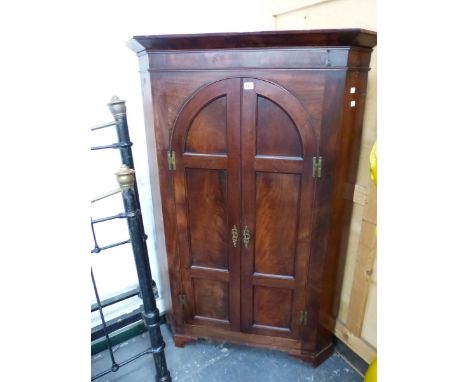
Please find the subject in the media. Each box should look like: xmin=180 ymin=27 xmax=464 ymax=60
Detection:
xmin=289 ymin=342 xmax=335 ymax=367
xmin=173 ymin=334 xmax=196 ymax=348
xmin=170 ymin=324 xmax=335 ymax=366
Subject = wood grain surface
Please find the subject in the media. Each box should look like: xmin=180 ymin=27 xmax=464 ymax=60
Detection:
xmin=131 ymin=29 xmax=376 ymax=366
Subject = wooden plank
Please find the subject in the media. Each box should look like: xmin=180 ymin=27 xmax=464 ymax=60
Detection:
xmin=353 ymin=184 xmax=368 ymax=206
xmin=363 ymin=178 xmax=377 ymax=225
xmin=346 ymin=181 xmax=377 ymax=335
xmin=337 ymin=202 xmax=364 ymax=321
xmin=342 ymin=182 xmax=368 ymax=206
xmin=360 ymin=282 xmax=377 ymax=347
xmin=334 ymin=319 xmax=376 ymax=364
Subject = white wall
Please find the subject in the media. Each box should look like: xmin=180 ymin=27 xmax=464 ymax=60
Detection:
xmin=88 ymin=0 xmax=275 ymax=327
xmin=0 ymin=2 xmax=273 ymax=378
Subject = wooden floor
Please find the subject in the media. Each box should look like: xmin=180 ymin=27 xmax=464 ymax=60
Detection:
xmin=91 ymin=324 xmax=363 ymax=381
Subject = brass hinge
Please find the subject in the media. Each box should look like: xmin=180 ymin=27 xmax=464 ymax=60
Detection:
xmin=167 ymin=150 xmax=176 ymax=171
xmin=312 ymin=156 xmax=322 ymax=178
xmin=300 ymin=311 xmax=308 ymax=326
xmin=178 ymin=294 xmax=187 ymax=309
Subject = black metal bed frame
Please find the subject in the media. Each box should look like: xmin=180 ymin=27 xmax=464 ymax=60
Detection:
xmin=90 ymin=96 xmax=171 ymax=381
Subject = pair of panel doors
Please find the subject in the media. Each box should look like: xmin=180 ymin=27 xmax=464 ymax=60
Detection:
xmin=171 ymin=77 xmax=319 ymax=340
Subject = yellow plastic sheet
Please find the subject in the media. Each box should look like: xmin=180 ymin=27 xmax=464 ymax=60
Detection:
xmin=370 ymin=141 xmax=377 ymax=186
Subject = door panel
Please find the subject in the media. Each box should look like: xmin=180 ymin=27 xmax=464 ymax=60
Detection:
xmin=172 ymin=77 xmax=318 ymax=339
xmin=240 ymin=78 xmax=318 ymax=339
xmin=192 ymin=279 xmax=229 ymax=321
xmin=254 ymin=172 xmax=301 ymax=276
xmin=186 ymin=169 xmax=228 ymax=269
xmin=172 ymin=78 xmax=241 ymax=331
xmin=253 ymin=286 xmax=293 ymax=329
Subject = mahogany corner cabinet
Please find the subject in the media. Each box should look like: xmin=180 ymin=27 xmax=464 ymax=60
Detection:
xmin=128 ymin=29 xmax=377 ymax=366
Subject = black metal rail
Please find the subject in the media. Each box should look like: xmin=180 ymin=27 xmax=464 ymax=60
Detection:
xmin=90 ymin=96 xmax=171 ymax=382
xmin=91 ymin=308 xmax=142 ymax=342
xmin=91 ymin=284 xmax=154 ymax=313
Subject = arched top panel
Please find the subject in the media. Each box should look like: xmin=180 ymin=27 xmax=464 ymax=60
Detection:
xmin=256 ymin=95 xmax=303 ymax=157
xmin=171 ymin=78 xmax=240 ymax=154
xmin=249 ymin=78 xmax=318 ymax=158
xmin=170 ymin=77 xmax=318 ymax=158
xmin=185 ymin=96 xmax=227 ymax=154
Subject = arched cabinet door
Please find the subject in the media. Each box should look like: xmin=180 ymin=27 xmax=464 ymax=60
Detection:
xmin=171 ymin=78 xmax=242 ymax=332
xmin=239 ymin=78 xmax=319 ymax=340
xmin=171 ymin=77 xmax=319 ymax=339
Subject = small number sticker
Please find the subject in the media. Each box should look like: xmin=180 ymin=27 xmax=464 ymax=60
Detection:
xmin=244 ymin=82 xmax=254 ymax=90
xmin=350 ymin=87 xmax=356 ymax=94
xmin=350 ymin=100 xmax=356 ymax=107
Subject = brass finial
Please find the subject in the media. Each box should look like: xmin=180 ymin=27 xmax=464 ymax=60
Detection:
xmin=108 ymin=95 xmax=126 ymax=118
xmin=115 ymin=164 xmax=135 ymax=189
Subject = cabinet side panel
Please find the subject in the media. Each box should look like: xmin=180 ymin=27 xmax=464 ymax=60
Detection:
xmin=303 ymin=70 xmax=347 ymax=353
xmin=312 ymin=64 xmax=372 ymax=353
xmin=137 ymin=56 xmax=183 ymax=331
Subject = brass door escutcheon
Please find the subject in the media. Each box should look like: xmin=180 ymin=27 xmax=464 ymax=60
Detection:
xmin=231 ymin=225 xmax=238 ymax=247
xmin=243 ymin=226 xmax=250 ymax=248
